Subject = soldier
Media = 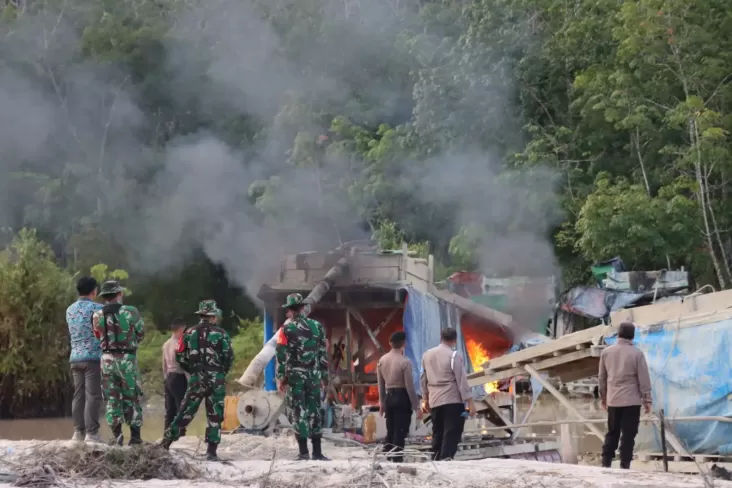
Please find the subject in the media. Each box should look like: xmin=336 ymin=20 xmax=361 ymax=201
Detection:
xmin=161 ymin=300 xmax=233 ymax=461
xmin=92 ymin=281 xmax=145 ymax=446
xmin=276 ymin=293 xmax=329 ymax=461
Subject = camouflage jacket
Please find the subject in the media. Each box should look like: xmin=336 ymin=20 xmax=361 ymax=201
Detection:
xmin=176 ymin=320 xmax=234 ymax=375
xmin=92 ymin=304 xmax=144 ymax=354
xmin=276 ymin=314 xmax=328 ymax=382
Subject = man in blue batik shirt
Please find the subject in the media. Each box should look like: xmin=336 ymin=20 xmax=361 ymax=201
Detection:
xmin=66 ymin=276 xmax=104 ymax=442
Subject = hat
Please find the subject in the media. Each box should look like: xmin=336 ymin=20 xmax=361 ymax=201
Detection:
xmin=195 ymin=300 xmax=219 ymax=316
xmin=99 ymin=280 xmax=124 ymax=297
xmin=282 ymin=293 xmax=305 ymax=309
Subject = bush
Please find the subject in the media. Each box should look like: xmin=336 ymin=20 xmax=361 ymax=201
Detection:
xmin=0 ymin=229 xmax=77 ymax=418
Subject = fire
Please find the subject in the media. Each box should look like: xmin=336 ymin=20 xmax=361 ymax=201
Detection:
xmin=465 ymin=338 xmax=499 ymax=393
xmin=364 ymin=361 xmax=379 ymax=403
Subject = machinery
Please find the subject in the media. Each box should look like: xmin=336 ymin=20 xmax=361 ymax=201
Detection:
xmin=236 ymin=389 xmax=286 ymax=434
xmin=231 ymin=245 xmax=563 ymax=463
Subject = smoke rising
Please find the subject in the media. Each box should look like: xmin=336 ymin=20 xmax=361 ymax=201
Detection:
xmin=0 ymin=0 xmax=562 ymax=310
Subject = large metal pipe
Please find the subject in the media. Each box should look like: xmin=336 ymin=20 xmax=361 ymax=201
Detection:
xmin=237 ymin=255 xmax=349 ymax=389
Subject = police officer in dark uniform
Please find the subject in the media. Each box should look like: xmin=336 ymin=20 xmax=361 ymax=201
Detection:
xmin=377 ymin=331 xmax=422 ymax=462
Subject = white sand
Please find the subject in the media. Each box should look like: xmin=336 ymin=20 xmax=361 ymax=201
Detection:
xmin=1 ymin=435 xmax=727 ymax=488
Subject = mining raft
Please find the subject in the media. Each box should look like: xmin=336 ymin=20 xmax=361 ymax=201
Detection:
xmin=227 ymin=246 xmax=732 ymax=473
xmin=230 ymin=243 xmax=569 ymax=462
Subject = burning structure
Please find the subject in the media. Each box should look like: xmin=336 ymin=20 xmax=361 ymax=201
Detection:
xmin=233 ymin=243 xmax=562 ymax=461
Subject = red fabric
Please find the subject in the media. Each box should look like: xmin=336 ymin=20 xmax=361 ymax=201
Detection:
xmin=276 ymin=328 xmax=287 ymax=346
xmin=176 ymin=334 xmax=186 ymax=353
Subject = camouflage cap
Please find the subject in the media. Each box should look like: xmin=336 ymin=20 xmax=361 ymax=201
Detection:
xmin=99 ymin=280 xmax=124 ymax=297
xmin=282 ymin=293 xmax=304 ymax=309
xmin=196 ymin=299 xmax=219 ymax=316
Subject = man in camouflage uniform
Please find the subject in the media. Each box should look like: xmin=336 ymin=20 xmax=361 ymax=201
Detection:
xmin=276 ymin=293 xmax=329 ymax=461
xmin=92 ymin=281 xmax=145 ymax=446
xmin=161 ymin=300 xmax=233 ymax=461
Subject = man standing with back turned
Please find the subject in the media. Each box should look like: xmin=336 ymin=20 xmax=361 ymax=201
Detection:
xmin=92 ymin=281 xmax=145 ymax=446
xmin=599 ymin=321 xmax=652 ymax=469
xmin=421 ymin=327 xmax=476 ymax=461
xmin=276 ymin=293 xmax=329 ymax=461
xmin=67 ymin=276 xmax=103 ymax=443
xmin=162 ymin=300 xmax=233 ymax=461
xmin=377 ymin=331 xmax=421 ymax=462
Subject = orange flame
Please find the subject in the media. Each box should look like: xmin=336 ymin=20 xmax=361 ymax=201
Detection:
xmin=364 ymin=361 xmax=379 ymax=403
xmin=465 ymin=338 xmax=499 ymax=393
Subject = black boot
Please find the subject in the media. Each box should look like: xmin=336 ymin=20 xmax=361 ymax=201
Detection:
xmin=129 ymin=426 xmax=143 ymax=446
xmin=311 ymin=435 xmax=330 ymax=461
xmin=110 ymin=424 xmax=123 ymax=446
xmin=295 ymin=437 xmax=309 ymax=461
xmin=206 ymin=442 xmax=219 ymax=461
xmin=159 ymin=438 xmax=173 ymax=450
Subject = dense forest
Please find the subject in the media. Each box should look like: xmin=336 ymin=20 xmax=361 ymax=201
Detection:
xmin=1 ymin=0 xmax=732 ymax=416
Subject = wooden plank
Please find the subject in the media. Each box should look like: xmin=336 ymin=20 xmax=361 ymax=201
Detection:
xmin=468 ymin=325 xmax=609 ymax=377
xmin=610 ymin=289 xmax=732 ymax=327
xmin=524 ymin=364 xmax=605 ymax=441
xmin=349 ymin=308 xmax=384 ymax=354
xmin=430 ymin=287 xmax=513 ymax=327
xmin=468 ymin=348 xmax=598 ymax=386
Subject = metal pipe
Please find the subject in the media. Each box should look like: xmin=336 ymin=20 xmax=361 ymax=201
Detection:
xmin=238 ymin=255 xmax=349 ymax=389
xmin=473 ymin=415 xmax=732 ymax=433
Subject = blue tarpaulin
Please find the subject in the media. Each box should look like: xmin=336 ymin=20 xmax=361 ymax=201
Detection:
xmin=606 ymin=319 xmax=732 ymax=454
xmin=403 ymin=286 xmax=491 ymax=397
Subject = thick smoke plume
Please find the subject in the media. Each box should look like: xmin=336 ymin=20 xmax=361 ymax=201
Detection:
xmin=0 ymin=0 xmax=562 ymax=312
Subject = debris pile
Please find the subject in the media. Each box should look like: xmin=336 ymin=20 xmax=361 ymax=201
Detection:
xmin=1 ymin=442 xmax=197 ymax=486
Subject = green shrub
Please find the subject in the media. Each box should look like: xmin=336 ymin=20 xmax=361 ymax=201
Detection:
xmin=0 ymin=229 xmax=77 ymax=417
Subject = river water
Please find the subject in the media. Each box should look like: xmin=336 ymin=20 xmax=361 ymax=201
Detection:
xmin=0 ymin=400 xmax=208 ymax=442
xmin=0 ymin=394 xmax=605 ymax=453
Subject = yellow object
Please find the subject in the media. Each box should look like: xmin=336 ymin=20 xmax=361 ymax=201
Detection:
xmin=363 ymin=413 xmax=377 ymax=444
xmin=222 ymin=395 xmax=240 ymax=431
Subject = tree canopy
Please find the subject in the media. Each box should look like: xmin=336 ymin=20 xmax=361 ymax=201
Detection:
xmin=1 ymin=0 xmax=731 ymax=319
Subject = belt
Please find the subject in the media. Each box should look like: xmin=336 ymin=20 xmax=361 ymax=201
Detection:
xmin=102 ymin=349 xmax=136 ymax=355
xmin=386 ymin=388 xmax=408 ymax=394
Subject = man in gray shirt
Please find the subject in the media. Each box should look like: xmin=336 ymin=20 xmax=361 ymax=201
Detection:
xmin=420 ymin=328 xmax=476 ymax=460
xmin=599 ymin=322 xmax=653 ymax=469
xmin=377 ymin=331 xmax=421 ymax=462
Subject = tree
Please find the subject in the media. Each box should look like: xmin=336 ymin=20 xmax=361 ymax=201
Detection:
xmin=0 ymin=229 xmax=77 ymax=418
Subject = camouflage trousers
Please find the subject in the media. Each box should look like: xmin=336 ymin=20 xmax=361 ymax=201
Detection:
xmin=164 ymin=372 xmax=225 ymax=444
xmin=284 ymin=374 xmax=322 ymax=439
xmin=101 ymin=353 xmax=143 ymax=428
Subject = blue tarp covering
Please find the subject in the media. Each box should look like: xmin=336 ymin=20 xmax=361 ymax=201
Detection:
xmin=403 ymin=286 xmax=472 ymax=396
xmin=606 ymin=319 xmax=732 ymax=454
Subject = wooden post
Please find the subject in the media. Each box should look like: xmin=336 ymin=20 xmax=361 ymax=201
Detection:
xmin=346 ymin=308 xmax=354 ymax=383
xmin=660 ymin=408 xmax=669 ymax=472
xmin=349 ymin=308 xmax=384 ymax=353
xmin=523 ymin=364 xmax=605 ymax=441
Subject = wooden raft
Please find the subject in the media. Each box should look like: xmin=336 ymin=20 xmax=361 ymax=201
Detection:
xmin=467 ymin=325 xmax=610 ymax=387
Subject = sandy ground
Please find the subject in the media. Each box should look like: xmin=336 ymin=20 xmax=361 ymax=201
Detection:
xmin=0 ymin=435 xmax=727 ymax=488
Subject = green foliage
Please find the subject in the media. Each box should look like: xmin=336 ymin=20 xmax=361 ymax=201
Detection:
xmin=4 ymin=0 xmax=732 ymax=395
xmin=227 ymin=319 xmax=264 ymax=386
xmin=90 ymin=264 xmax=132 ymax=296
xmin=0 ymin=229 xmax=77 ymax=417
xmin=136 ymin=321 xmax=169 ymax=397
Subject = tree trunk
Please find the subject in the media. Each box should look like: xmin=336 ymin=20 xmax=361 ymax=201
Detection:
xmin=691 ymin=119 xmax=726 ymax=289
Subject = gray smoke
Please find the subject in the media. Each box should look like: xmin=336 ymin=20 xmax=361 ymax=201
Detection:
xmin=0 ymin=0 xmax=563 ymax=310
